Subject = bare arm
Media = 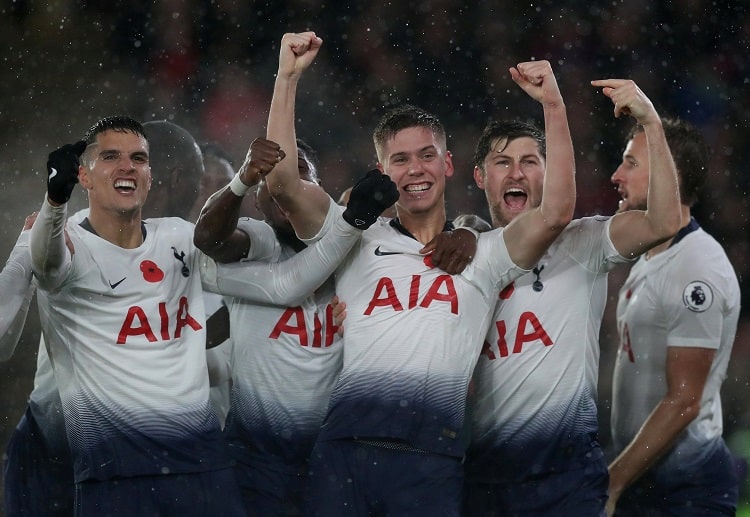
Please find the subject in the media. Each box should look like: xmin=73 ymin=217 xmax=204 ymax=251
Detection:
xmin=503 ymin=60 xmax=576 ymax=269
xmin=606 ymin=346 xmax=714 ymax=515
xmin=592 ymin=79 xmax=682 ymax=258
xmin=265 ymin=31 xmax=330 ymax=239
xmin=193 ymin=137 xmax=282 ymax=263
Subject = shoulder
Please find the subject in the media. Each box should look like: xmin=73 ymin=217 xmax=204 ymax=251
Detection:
xmin=563 ymin=215 xmax=610 ymax=235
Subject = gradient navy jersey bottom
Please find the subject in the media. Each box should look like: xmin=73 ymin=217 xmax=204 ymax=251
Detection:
xmin=463 ymin=452 xmax=607 ymax=517
xmin=304 ymin=439 xmax=463 ymax=516
xmin=3 ymin=405 xmax=74 ymax=516
xmin=233 ymin=455 xmax=307 ymax=517
xmin=615 ymin=440 xmax=738 ymax=517
xmin=74 ymin=468 xmax=245 ymax=516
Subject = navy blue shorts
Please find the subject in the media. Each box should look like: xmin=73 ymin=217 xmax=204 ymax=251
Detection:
xmin=3 ymin=406 xmax=74 ymax=516
xmin=463 ymin=455 xmax=608 ymax=517
xmin=233 ymin=456 xmax=307 ymax=516
xmin=75 ymin=468 xmax=246 ymax=516
xmin=614 ymin=442 xmax=738 ymax=516
xmin=304 ymin=439 xmax=463 ymax=517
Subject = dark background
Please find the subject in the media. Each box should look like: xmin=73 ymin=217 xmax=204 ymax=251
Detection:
xmin=1 ymin=0 xmax=748 ymax=511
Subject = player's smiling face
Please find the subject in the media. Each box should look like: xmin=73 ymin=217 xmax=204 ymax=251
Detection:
xmin=80 ymin=129 xmax=151 ymax=215
xmin=611 ymin=131 xmax=649 ymax=212
xmin=380 ymin=126 xmax=453 ymax=216
xmin=475 ymin=136 xmax=545 ymax=227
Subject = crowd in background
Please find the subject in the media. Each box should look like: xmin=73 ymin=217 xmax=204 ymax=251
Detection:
xmin=0 ymin=0 xmax=748 ymax=508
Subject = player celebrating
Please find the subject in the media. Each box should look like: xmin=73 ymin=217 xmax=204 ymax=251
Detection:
xmin=607 ymin=118 xmax=740 ymax=515
xmin=461 ymin=78 xmax=682 ymax=515
xmin=255 ymin=31 xmax=576 ymax=516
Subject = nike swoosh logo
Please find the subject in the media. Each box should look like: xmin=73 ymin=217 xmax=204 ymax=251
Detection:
xmin=374 ymin=246 xmax=403 ymax=256
xmin=109 ymin=277 xmax=126 ymax=289
xmin=49 ymin=167 xmax=58 ymax=180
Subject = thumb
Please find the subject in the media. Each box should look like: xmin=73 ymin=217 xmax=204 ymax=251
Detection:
xmin=419 ymin=238 xmax=437 ymax=255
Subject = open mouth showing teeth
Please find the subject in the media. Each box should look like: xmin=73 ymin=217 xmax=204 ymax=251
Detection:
xmin=504 ymin=188 xmax=527 ymax=209
xmin=405 ymin=183 xmax=430 ymax=193
xmin=114 ymin=179 xmax=136 ymax=192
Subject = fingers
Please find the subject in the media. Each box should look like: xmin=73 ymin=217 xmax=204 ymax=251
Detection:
xmin=510 ymin=60 xmax=559 ymax=103
xmin=591 ymin=79 xmax=656 ymax=122
xmin=419 ymin=239 xmax=436 ymax=255
xmin=23 ymin=212 xmax=38 ymax=230
xmin=331 ymin=295 xmax=347 ymax=333
xmin=514 ymin=60 xmax=551 ymax=86
xmin=239 ymin=138 xmax=284 ymax=184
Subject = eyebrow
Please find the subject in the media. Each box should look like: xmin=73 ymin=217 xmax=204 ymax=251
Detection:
xmin=389 ymin=145 xmax=437 ymax=160
xmin=99 ymin=149 xmax=149 ymax=160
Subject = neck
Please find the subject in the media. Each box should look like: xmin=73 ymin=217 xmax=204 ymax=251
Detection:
xmin=87 ymin=207 xmax=144 ymax=249
xmin=396 ymin=205 xmax=448 ymax=245
xmin=646 ymin=205 xmax=691 ymax=259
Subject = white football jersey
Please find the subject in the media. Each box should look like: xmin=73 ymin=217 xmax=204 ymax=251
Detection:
xmin=611 ymin=222 xmax=739 ymax=473
xmin=320 ymin=210 xmax=527 ymax=457
xmin=0 ymin=228 xmax=35 ymax=360
xmin=220 ymin=209 xmax=344 ymax=471
xmin=37 ymin=216 xmax=225 ymax=482
xmin=465 ymin=217 xmax=630 ymax=482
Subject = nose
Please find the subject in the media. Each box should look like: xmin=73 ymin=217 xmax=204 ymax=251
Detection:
xmin=118 ymin=155 xmax=137 ymax=171
xmin=611 ymin=164 xmax=625 ymax=185
xmin=406 ymin=157 xmax=422 ymax=176
xmin=508 ymin=161 xmax=525 ymax=179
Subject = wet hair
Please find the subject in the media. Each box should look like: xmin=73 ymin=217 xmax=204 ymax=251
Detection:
xmin=83 ymin=115 xmax=146 ymax=145
xmin=473 ymin=120 xmax=545 ymax=170
xmin=627 ymin=117 xmax=708 ymax=207
xmin=372 ymin=104 xmax=446 ymax=162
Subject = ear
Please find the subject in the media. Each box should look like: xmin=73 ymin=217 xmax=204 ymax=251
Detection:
xmin=444 ymin=151 xmax=455 ymax=178
xmin=473 ymin=166 xmax=486 ymax=190
xmin=78 ymin=164 xmax=92 ymax=189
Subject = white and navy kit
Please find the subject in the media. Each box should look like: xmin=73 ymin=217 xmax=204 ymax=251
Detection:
xmin=0 ymin=228 xmax=35 ymax=360
xmin=218 ymin=205 xmax=345 ymax=472
xmin=611 ymin=219 xmax=739 ymax=511
xmin=465 ymin=217 xmax=630 ymax=482
xmin=3 ymin=209 xmax=90 ymax=516
xmin=35 ymin=212 xmax=225 ymax=482
xmin=319 ymin=211 xmax=527 ymax=457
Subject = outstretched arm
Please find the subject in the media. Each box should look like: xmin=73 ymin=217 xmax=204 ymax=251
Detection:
xmin=606 ymin=346 xmax=714 ymax=515
xmin=265 ymin=31 xmax=331 ymax=239
xmin=502 ymin=60 xmax=576 ymax=269
xmin=193 ymin=137 xmax=283 ymax=263
xmin=592 ymin=79 xmax=682 ymax=258
xmin=201 ymin=207 xmax=359 ymax=305
xmin=201 ymin=169 xmax=398 ymax=305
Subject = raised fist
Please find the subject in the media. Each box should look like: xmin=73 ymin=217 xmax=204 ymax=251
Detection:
xmin=342 ymin=169 xmax=399 ymax=229
xmin=47 ymin=140 xmax=87 ymax=204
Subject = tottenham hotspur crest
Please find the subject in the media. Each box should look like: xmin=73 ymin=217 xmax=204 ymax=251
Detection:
xmin=682 ymin=281 xmax=713 ymax=312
